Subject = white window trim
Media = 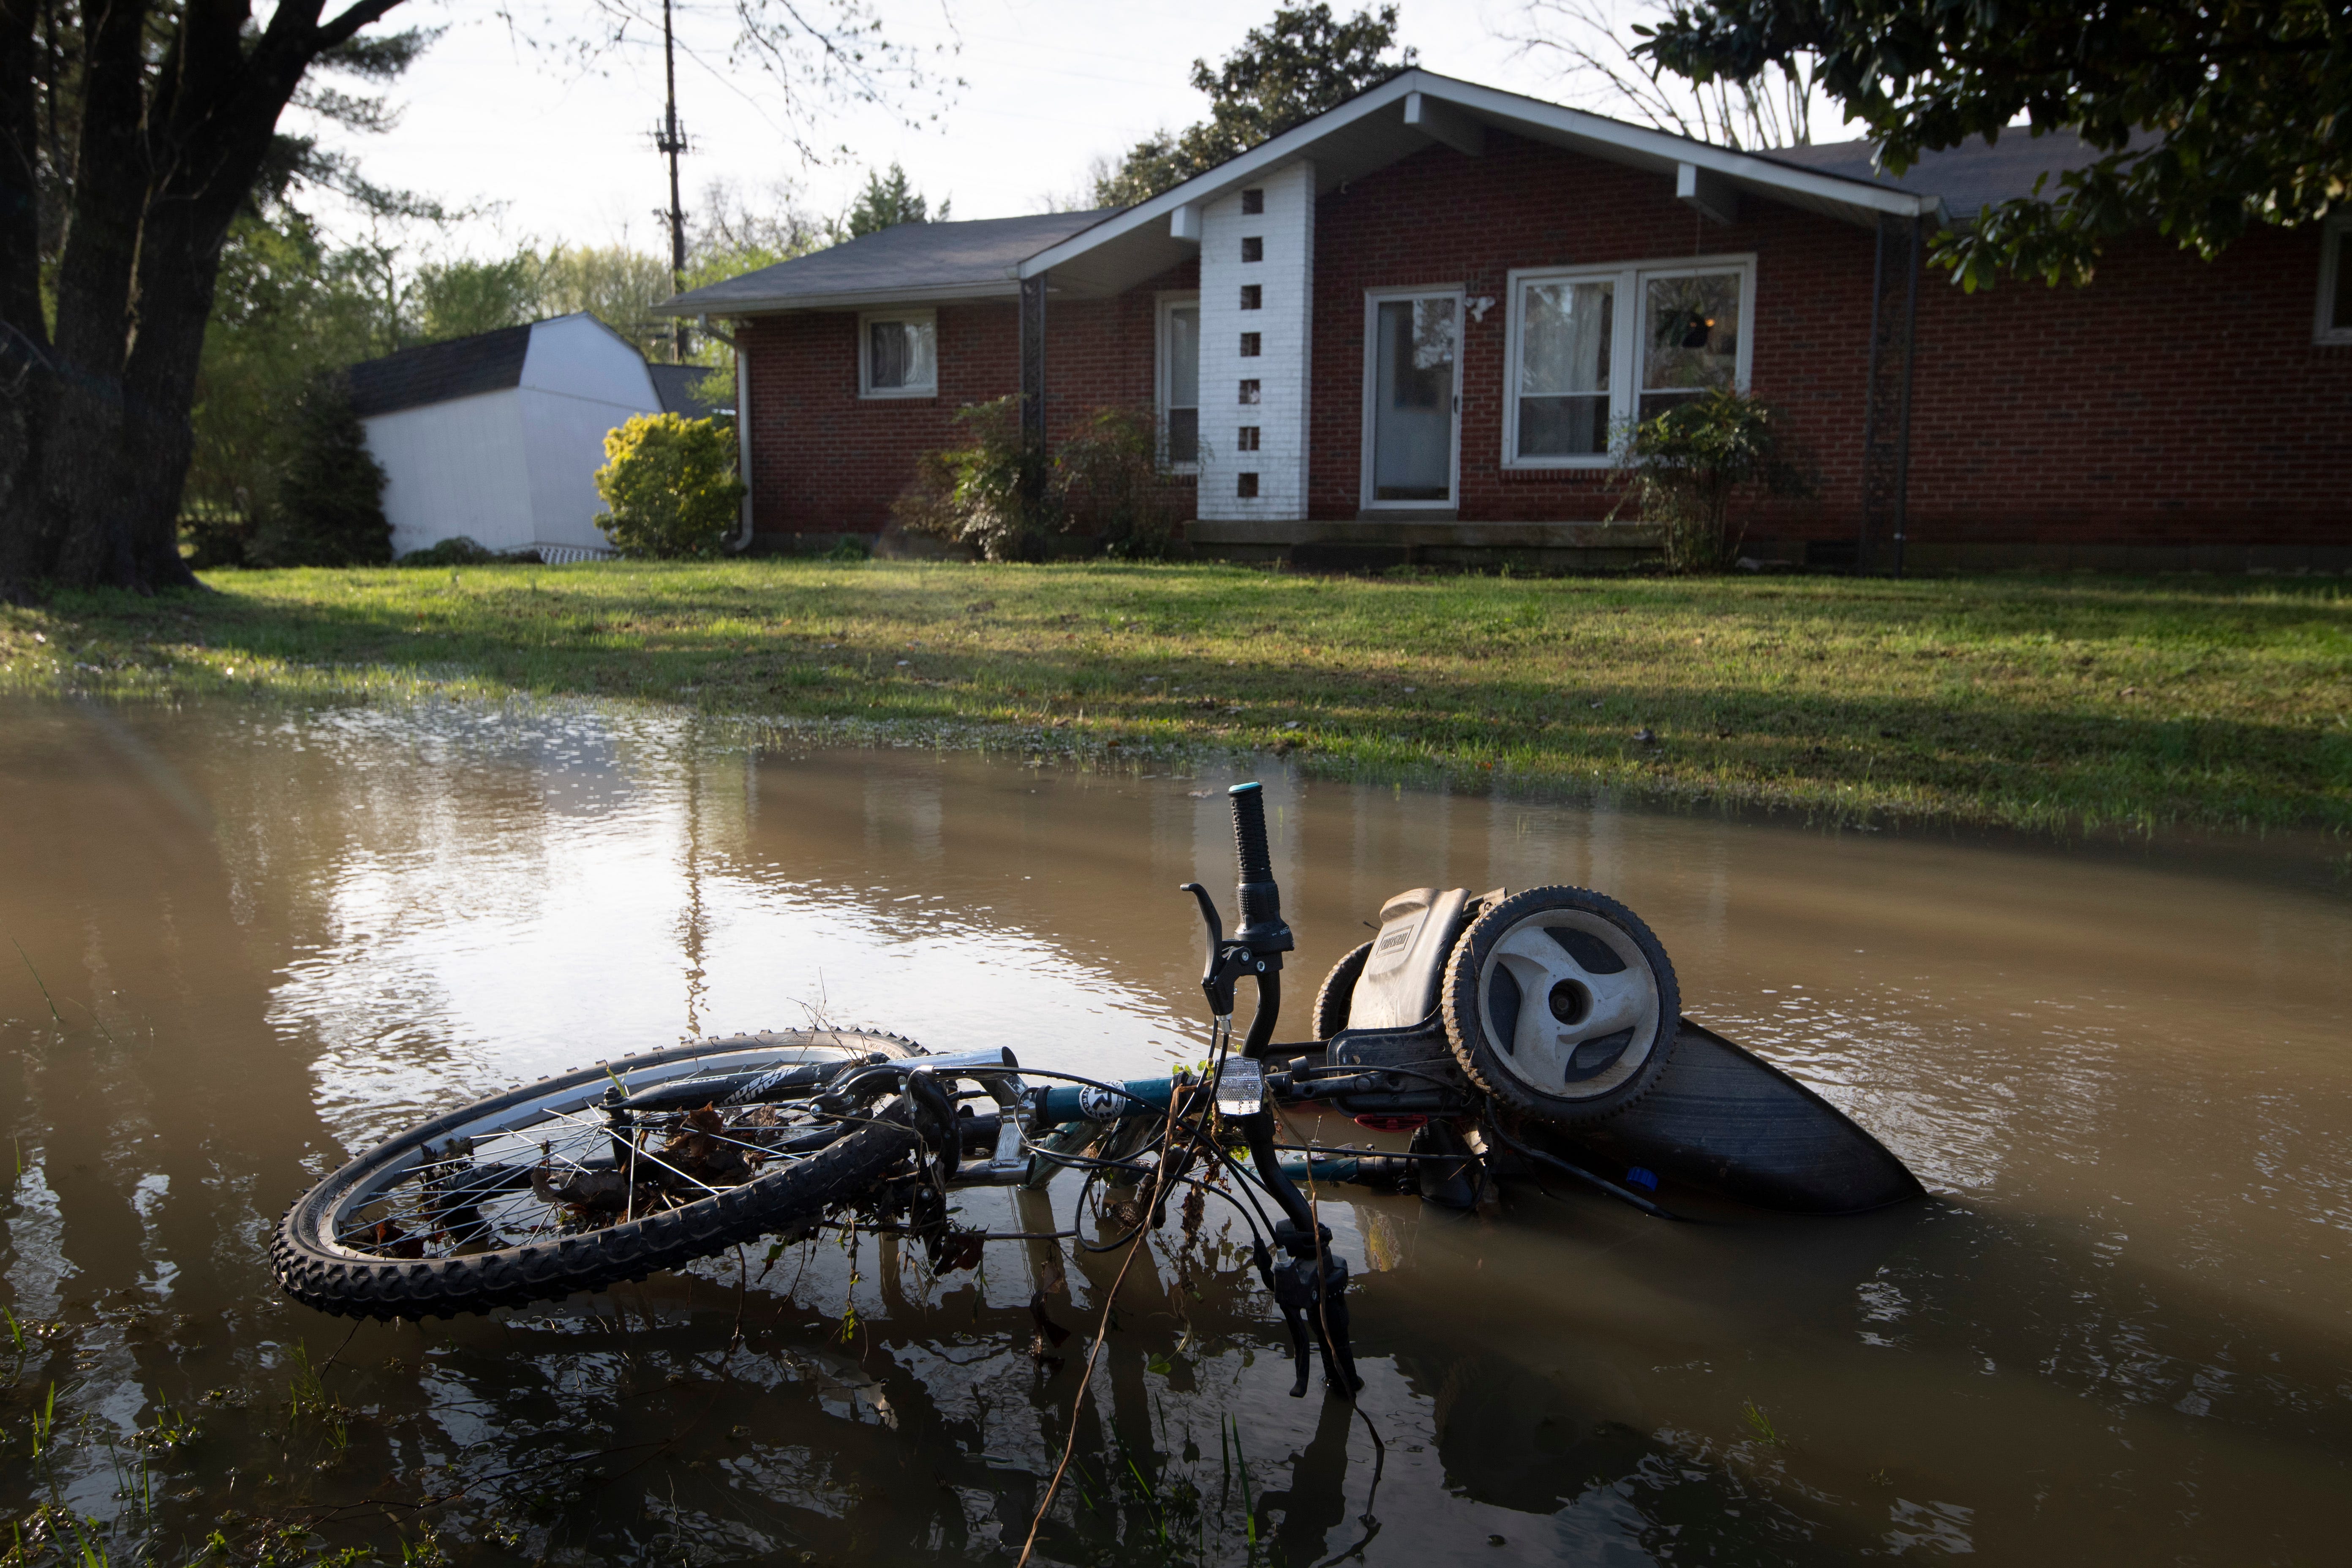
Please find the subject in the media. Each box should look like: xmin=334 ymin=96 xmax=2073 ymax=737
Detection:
xmin=2317 ymin=214 xmax=2352 ymax=347
xmin=1501 ymin=253 xmax=1757 ymax=469
xmin=857 ymin=308 xmax=937 ymax=399
xmin=1359 ymin=283 xmax=1466 ymax=512
xmin=1155 ymin=291 xmax=1201 ymax=472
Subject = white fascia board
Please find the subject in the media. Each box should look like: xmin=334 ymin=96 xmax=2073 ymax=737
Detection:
xmin=649 ymin=278 xmax=1020 ymax=318
xmin=1019 ymin=74 xmax=1426 ymax=278
xmin=1425 ymin=76 xmax=1943 ymax=221
xmin=1018 ymin=69 xmax=1944 ymax=283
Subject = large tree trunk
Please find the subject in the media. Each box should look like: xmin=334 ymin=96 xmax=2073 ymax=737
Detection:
xmin=0 ymin=0 xmax=400 ymax=601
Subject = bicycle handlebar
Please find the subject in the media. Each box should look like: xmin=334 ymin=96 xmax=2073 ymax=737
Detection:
xmin=1227 ymin=783 xmax=1293 ymax=956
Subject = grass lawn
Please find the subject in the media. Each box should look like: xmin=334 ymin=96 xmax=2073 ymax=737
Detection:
xmin=2 ymin=558 xmax=2346 ymax=837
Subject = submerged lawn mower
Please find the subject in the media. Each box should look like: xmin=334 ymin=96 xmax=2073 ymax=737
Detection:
xmin=272 ymin=782 xmax=1921 ymax=1398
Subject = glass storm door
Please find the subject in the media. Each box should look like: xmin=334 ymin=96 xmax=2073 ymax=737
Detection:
xmin=1366 ymin=292 xmax=1460 ymax=506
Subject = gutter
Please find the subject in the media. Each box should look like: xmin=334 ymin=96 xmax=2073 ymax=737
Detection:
xmin=699 ymin=314 xmax=754 ymax=553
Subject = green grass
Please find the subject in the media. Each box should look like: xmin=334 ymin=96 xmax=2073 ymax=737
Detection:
xmin=3 ymin=558 xmax=2347 ymax=837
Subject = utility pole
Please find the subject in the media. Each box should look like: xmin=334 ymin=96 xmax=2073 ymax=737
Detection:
xmin=653 ymin=0 xmax=689 ymax=363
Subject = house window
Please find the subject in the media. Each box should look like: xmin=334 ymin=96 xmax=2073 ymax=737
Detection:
xmin=1237 ymin=426 xmax=1261 ymax=451
xmin=1238 ymin=472 xmax=1260 ymax=498
xmin=1241 ymin=237 xmax=1264 ymax=263
xmin=1239 ymin=379 xmax=1262 ymax=404
xmin=1241 ymin=285 xmax=1262 ymax=310
xmin=2319 ymin=214 xmax=2352 ymax=345
xmin=858 ymin=310 xmax=936 ymax=398
xmin=1240 ymin=332 xmax=1262 ymax=357
xmin=1503 ymin=256 xmax=1754 ymax=466
xmin=1157 ymin=294 xmax=1200 ymax=467
xmin=1241 ymin=188 xmax=1264 ymax=215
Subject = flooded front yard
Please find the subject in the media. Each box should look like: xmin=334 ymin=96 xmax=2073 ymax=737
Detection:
xmin=1 ymin=697 xmax=2345 ymax=1564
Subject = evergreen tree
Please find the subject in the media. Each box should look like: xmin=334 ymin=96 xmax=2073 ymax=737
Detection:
xmin=248 ymin=372 xmax=392 ymax=568
xmin=845 ymin=163 xmax=950 ymax=237
xmin=1093 ymin=5 xmax=1416 ymax=207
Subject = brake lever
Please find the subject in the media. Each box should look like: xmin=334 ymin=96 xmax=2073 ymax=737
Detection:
xmin=1176 ymin=884 xmax=1251 ymax=1020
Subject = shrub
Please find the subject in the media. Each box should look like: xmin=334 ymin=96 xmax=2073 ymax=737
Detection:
xmin=1051 ymin=404 xmax=1187 ymax=558
xmin=1608 ymin=388 xmax=1814 ymax=574
xmin=593 ymin=413 xmax=746 ymax=559
xmin=889 ymin=396 xmax=1057 ymax=562
xmin=246 ymin=371 xmax=392 ymax=568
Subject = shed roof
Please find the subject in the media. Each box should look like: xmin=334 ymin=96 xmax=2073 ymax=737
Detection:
xmin=648 ymin=362 xmax=724 ymax=419
xmin=348 ymin=323 xmax=532 ymax=419
xmin=662 ymin=210 xmax=1118 ymax=318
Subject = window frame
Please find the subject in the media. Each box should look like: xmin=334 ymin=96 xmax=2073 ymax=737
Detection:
xmin=1155 ymin=291 xmax=1202 ymax=473
xmin=1501 ymin=254 xmax=1756 ymax=469
xmin=856 ymin=308 xmax=938 ymax=399
xmin=2318 ymin=213 xmax=2352 ymax=346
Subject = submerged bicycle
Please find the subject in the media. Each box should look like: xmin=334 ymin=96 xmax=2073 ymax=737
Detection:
xmin=272 ymin=783 xmax=1920 ymax=1398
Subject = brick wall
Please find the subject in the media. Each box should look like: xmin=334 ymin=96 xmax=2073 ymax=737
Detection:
xmin=739 ymin=132 xmax=2347 ymax=550
xmin=738 ymin=261 xmax=1197 ymax=539
xmin=1313 ymin=131 xmax=2349 ymax=546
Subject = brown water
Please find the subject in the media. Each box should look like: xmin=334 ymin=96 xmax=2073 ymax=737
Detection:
xmin=2 ymin=697 xmax=2347 ymax=1565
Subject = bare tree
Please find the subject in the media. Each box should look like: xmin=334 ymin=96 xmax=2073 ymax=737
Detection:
xmin=1502 ymin=0 xmax=1823 ymax=150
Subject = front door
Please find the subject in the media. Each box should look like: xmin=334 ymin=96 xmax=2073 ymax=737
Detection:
xmin=1362 ymin=290 xmax=1462 ymax=509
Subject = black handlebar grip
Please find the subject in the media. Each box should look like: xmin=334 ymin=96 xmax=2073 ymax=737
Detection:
xmin=1228 ymin=782 xmax=1294 ymax=955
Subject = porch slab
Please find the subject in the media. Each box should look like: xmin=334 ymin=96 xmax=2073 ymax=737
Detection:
xmin=1183 ymin=517 xmax=1661 ymax=571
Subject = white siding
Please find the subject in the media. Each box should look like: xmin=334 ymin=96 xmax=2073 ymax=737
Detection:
xmin=518 ymin=317 xmax=664 ymax=552
xmin=365 ymin=389 xmax=535 ymax=556
xmin=359 ymin=314 xmax=664 ymax=557
xmin=1197 ymin=158 xmax=1315 ymax=522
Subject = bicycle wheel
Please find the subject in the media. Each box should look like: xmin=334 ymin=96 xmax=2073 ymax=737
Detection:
xmin=271 ymin=1030 xmax=923 ymax=1320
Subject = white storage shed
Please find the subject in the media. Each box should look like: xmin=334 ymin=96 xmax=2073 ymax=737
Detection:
xmin=349 ymin=314 xmax=708 ymax=562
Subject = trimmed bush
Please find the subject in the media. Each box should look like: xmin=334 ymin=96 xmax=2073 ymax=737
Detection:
xmin=247 ymin=371 xmax=392 ymax=568
xmin=593 ymin=414 xmax=746 ymax=560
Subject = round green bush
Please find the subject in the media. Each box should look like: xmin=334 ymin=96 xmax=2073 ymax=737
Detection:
xmin=593 ymin=414 xmax=746 ymax=560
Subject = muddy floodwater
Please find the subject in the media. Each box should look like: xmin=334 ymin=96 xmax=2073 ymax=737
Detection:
xmin=2 ymin=697 xmax=2347 ymax=1565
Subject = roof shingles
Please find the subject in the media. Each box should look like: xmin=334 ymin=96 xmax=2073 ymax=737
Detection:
xmin=346 ymin=324 xmax=532 ymax=419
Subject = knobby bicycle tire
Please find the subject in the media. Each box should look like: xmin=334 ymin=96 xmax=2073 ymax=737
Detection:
xmin=270 ymin=1032 xmax=921 ymax=1320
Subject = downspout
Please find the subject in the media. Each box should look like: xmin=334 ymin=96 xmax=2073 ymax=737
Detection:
xmin=1857 ymin=220 xmax=1886 ymax=570
xmin=1891 ymin=216 xmax=1921 ymax=581
xmin=701 ymin=314 xmax=754 ymax=553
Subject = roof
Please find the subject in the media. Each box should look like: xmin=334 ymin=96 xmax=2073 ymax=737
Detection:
xmin=649 ymin=362 xmax=724 ymax=419
xmin=1019 ymin=70 xmax=1948 ymax=299
xmin=657 ymin=69 xmax=2141 ymax=317
xmin=659 ymin=210 xmax=1119 ymax=317
xmin=1760 ymin=128 xmax=2137 ymax=222
xmin=347 ymin=323 xmax=532 ymax=418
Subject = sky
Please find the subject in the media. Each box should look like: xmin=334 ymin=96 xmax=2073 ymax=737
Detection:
xmin=297 ymin=0 xmax=1843 ymax=258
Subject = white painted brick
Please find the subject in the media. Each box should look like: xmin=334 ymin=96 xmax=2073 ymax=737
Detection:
xmin=1197 ymin=158 xmax=1314 ymax=521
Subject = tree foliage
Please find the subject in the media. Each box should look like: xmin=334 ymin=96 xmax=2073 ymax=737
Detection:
xmin=593 ymin=414 xmax=746 ymax=560
xmin=0 ymin=0 xmax=944 ymax=597
xmin=1637 ymin=0 xmax=2352 ymax=289
xmin=844 ymin=162 xmax=950 ymax=236
xmin=1092 ymin=5 xmax=1417 ymax=207
xmin=248 ymin=372 xmax=393 ymax=568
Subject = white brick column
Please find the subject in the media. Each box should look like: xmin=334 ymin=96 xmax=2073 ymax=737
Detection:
xmin=1196 ymin=158 xmax=1314 ymax=522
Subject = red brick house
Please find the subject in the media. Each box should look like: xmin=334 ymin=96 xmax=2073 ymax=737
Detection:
xmin=665 ymin=70 xmax=2351 ymax=572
